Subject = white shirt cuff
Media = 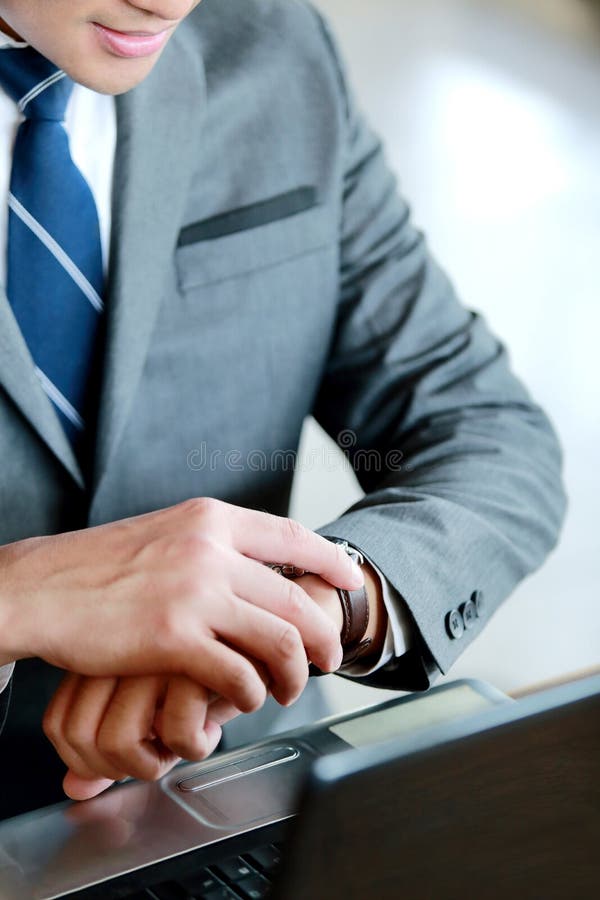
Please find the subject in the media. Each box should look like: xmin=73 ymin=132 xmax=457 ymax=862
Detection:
xmin=340 ymin=555 xmax=413 ymax=678
xmin=0 ymin=662 xmax=15 ymax=694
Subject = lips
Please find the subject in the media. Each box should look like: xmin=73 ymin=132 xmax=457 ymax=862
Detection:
xmin=92 ymin=22 xmax=171 ymax=59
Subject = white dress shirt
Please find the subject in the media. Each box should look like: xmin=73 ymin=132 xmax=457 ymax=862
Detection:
xmin=0 ymin=28 xmax=411 ymax=696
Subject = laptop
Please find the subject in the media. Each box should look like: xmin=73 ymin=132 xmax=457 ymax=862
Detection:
xmin=0 ymin=675 xmax=596 ymax=899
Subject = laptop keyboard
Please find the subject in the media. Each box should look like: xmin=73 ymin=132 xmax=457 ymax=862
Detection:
xmin=123 ymin=843 xmax=283 ymax=900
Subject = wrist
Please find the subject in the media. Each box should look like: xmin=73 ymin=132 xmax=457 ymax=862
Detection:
xmin=0 ymin=598 xmax=18 ymax=667
xmin=0 ymin=542 xmax=30 ymax=665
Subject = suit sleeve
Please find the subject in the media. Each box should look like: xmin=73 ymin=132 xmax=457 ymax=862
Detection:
xmin=309 ymin=10 xmax=567 ymax=691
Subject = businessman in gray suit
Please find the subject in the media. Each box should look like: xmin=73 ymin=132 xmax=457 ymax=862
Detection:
xmin=0 ymin=0 xmax=565 ymax=820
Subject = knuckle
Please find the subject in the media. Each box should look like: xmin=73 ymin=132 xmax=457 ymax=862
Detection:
xmin=245 ymin=686 xmax=268 ymax=714
xmin=97 ymin=721 xmax=131 ymax=763
xmin=154 ymin=600 xmax=189 ymax=650
xmin=281 ymin=665 xmax=308 ymax=705
xmin=99 ymin=749 xmax=128 ymax=777
xmin=228 ymin=663 xmax=266 ymax=713
xmin=283 ymin=516 xmax=308 ymax=546
xmin=96 ymin=729 xmax=122 ymax=762
xmin=180 ymin=496 xmax=211 ymax=517
xmin=182 ymin=496 xmax=223 ymax=528
xmin=170 ymin=729 xmax=208 ymax=762
xmin=98 ymin=733 xmax=151 ymax=780
xmin=178 ymin=534 xmax=227 ymax=588
xmin=179 ymin=532 xmax=222 ymax=568
xmin=277 ymin=623 xmax=303 ymax=662
xmin=111 ymin=753 xmax=163 ymax=783
xmin=283 ymin=581 xmax=306 ymax=619
xmin=62 ymin=720 xmax=87 ymax=754
xmin=162 ymin=706 xmax=208 ymax=761
xmin=42 ymin=709 xmax=59 ymax=744
xmin=225 ymin=661 xmax=247 ymax=698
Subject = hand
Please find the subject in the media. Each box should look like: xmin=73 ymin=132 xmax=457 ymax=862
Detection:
xmin=0 ymin=498 xmax=364 ymax=710
xmin=44 ymin=671 xmax=243 ymax=801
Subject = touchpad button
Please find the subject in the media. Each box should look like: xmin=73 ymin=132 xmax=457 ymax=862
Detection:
xmin=170 ymin=744 xmax=313 ymax=829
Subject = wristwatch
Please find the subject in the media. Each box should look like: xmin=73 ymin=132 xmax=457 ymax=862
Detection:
xmin=267 ymin=539 xmax=372 ymax=672
xmin=324 ymin=539 xmax=372 ymax=670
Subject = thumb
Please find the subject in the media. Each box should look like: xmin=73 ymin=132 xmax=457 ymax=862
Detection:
xmin=63 ymin=769 xmax=115 ymax=801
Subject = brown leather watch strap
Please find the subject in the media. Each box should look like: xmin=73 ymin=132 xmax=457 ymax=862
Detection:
xmin=268 ymin=539 xmax=374 ymax=675
xmin=340 ymin=637 xmax=373 ymax=667
xmin=310 ymin=581 xmax=372 ymax=676
xmin=338 ymin=583 xmax=371 ymax=663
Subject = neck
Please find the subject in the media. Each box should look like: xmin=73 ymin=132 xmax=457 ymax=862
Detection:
xmin=0 ymin=18 xmax=24 ymax=42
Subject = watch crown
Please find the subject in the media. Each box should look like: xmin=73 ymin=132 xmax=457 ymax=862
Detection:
xmin=332 ymin=539 xmax=364 ymax=567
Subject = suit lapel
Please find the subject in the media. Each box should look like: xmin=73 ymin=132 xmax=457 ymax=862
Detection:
xmin=0 ymin=25 xmax=205 ymax=495
xmin=91 ymin=25 xmax=206 ymax=501
xmin=0 ymin=286 xmax=84 ymax=487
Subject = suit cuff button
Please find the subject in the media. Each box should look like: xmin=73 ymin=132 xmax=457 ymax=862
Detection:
xmin=461 ymin=599 xmax=477 ymax=630
xmin=472 ymin=590 xmax=485 ymax=618
xmin=446 ymin=609 xmax=464 ymax=640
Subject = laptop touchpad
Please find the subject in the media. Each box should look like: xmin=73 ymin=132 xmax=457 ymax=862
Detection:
xmin=167 ymin=744 xmax=312 ymax=830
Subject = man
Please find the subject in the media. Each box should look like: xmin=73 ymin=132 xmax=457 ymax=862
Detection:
xmin=0 ymin=0 xmax=565 ymax=819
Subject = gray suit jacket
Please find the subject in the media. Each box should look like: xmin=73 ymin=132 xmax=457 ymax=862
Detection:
xmin=0 ymin=0 xmax=565 ymax=793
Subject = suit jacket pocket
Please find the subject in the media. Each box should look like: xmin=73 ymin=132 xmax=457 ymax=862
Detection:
xmin=178 ymin=186 xmax=319 ymax=245
xmin=175 ymin=193 xmax=332 ymax=290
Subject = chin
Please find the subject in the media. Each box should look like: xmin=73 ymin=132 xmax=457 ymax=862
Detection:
xmin=66 ymin=60 xmax=156 ymax=96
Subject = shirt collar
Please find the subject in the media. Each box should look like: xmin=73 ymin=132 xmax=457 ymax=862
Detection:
xmin=0 ymin=25 xmax=28 ymax=50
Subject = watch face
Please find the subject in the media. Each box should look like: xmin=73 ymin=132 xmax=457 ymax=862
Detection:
xmin=334 ymin=540 xmax=364 ymax=567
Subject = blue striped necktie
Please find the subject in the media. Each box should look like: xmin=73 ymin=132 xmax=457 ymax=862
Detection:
xmin=0 ymin=46 xmax=105 ymax=460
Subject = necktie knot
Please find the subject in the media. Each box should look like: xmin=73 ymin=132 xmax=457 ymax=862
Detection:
xmin=0 ymin=46 xmax=73 ymax=121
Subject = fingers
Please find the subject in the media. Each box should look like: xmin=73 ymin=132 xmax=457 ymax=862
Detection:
xmin=95 ymin=676 xmax=180 ymax=782
xmin=202 ymin=718 xmax=223 ymax=752
xmin=159 ymin=681 xmax=243 ymax=747
xmin=62 ymin=699 xmax=228 ymax=802
xmin=226 ymin=504 xmax=364 ymax=591
xmin=207 ymin=597 xmax=308 ymax=706
xmin=158 ymin=676 xmax=216 ymax=761
xmin=45 ymin=664 xmax=256 ymax=802
xmin=58 ymin=675 xmax=228 ymax=802
xmin=231 ymin=555 xmax=343 ymax=673
xmin=46 ymin=675 xmax=177 ymax=789
xmin=175 ymin=497 xmax=362 ymax=590
xmin=43 ymin=673 xmax=126 ymax=782
xmin=63 ymin=771 xmax=116 ymax=802
xmin=43 ymin=672 xmax=81 ymax=752
xmin=206 ymin=696 xmax=241 ymax=727
xmin=183 ymin=640 xmax=269 ymax=713
xmin=94 ymin=675 xmax=225 ymax=780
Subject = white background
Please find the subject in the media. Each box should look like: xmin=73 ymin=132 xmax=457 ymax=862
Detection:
xmin=289 ymin=0 xmax=600 ymax=710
